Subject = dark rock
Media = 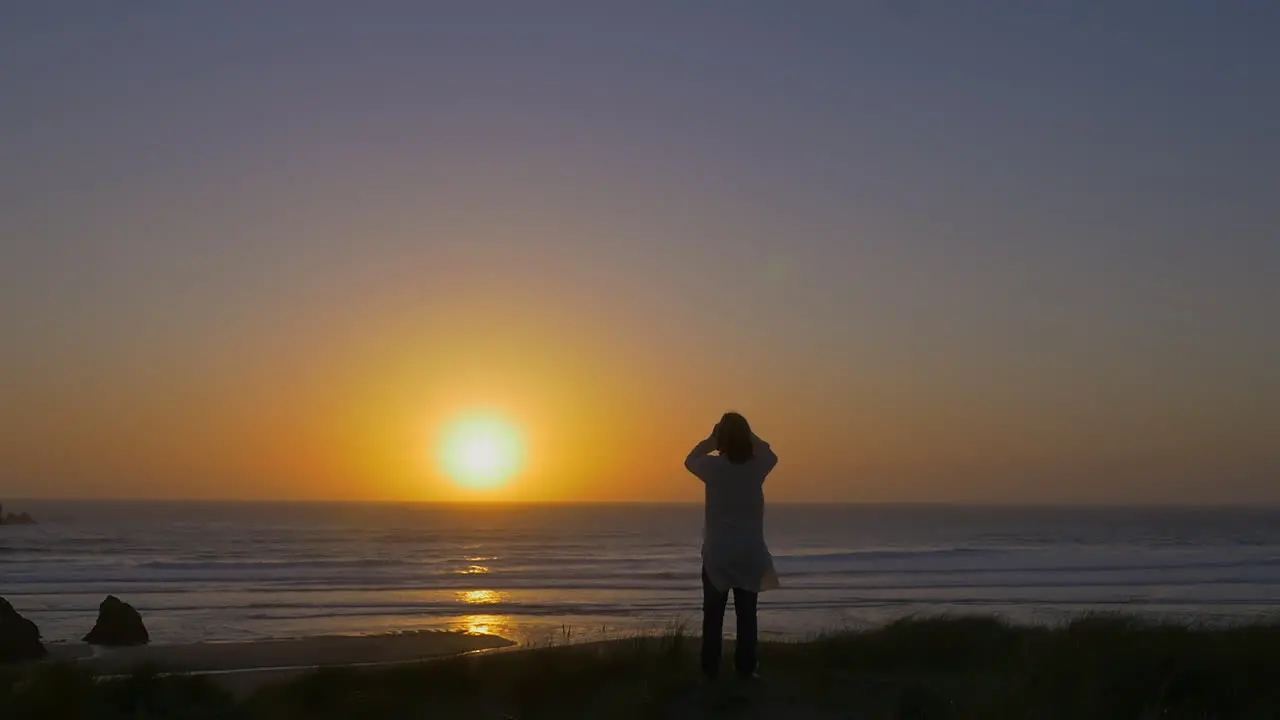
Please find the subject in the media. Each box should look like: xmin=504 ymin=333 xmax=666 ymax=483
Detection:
xmin=83 ymin=595 xmax=150 ymax=646
xmin=0 ymin=503 xmax=37 ymax=525
xmin=0 ymin=597 xmax=46 ymax=663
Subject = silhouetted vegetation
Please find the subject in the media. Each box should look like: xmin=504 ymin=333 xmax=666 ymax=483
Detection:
xmin=0 ymin=663 xmax=243 ymax=720
xmin=5 ymin=615 xmax=1280 ymax=718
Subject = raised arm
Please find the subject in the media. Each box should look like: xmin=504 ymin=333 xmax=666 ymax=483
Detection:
xmin=752 ymin=432 xmax=778 ymax=474
xmin=684 ymin=432 xmax=718 ymax=480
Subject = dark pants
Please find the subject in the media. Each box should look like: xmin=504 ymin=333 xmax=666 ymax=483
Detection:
xmin=701 ymin=567 xmax=758 ymax=679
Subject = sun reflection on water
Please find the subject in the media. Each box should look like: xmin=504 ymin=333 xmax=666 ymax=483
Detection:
xmin=458 ymin=589 xmax=506 ymax=605
xmin=454 ymin=584 xmax=512 ymax=636
xmin=458 ymin=614 xmax=510 ymax=636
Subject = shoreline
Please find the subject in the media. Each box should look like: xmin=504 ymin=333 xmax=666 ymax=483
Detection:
xmin=9 ymin=616 xmax=1280 ymax=718
xmin=117 ymin=641 xmax=523 ymax=700
xmin=41 ymin=630 xmax=514 ymax=674
xmin=30 ymin=630 xmax=517 ymax=700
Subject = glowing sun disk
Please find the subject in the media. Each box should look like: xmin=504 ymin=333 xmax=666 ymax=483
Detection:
xmin=439 ymin=412 xmax=525 ymax=491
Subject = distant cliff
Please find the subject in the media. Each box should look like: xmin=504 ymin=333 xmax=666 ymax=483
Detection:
xmin=0 ymin=504 xmax=36 ymax=525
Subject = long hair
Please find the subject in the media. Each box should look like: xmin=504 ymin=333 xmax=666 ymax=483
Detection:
xmin=715 ymin=412 xmax=754 ymax=465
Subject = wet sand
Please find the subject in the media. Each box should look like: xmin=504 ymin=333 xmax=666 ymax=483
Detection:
xmin=42 ymin=631 xmax=514 ymax=697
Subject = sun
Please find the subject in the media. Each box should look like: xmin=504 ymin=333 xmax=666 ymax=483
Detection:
xmin=439 ymin=412 xmax=525 ymax=490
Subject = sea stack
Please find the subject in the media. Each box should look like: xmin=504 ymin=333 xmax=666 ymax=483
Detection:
xmin=0 ymin=597 xmax=46 ymax=663
xmin=83 ymin=595 xmax=150 ymax=646
xmin=0 ymin=503 xmax=37 ymax=525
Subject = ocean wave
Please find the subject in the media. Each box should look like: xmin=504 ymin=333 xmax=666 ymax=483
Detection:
xmin=28 ymin=595 xmax=1277 ymax=625
xmin=232 ymin=597 xmax=1280 ymax=621
xmin=14 ymin=502 xmax=1280 ymax=646
xmin=774 ymin=547 xmax=998 ymax=562
xmin=9 ymin=571 xmax=1280 ymax=598
xmin=11 ymin=550 xmax=1280 ymax=579
xmin=136 ymin=558 xmax=429 ymax=571
xmin=777 ymin=555 xmax=1280 ymax=577
xmin=52 ymin=551 xmax=1276 ymax=579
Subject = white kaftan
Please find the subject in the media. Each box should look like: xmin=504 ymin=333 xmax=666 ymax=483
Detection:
xmin=685 ymin=435 xmax=780 ymax=593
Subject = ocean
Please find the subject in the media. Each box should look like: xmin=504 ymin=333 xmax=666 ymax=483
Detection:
xmin=4 ymin=502 xmax=1280 ymax=648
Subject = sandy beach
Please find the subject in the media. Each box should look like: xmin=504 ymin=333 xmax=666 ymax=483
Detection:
xmin=8 ymin=618 xmax=1280 ymax=717
xmin=39 ymin=631 xmax=514 ymax=698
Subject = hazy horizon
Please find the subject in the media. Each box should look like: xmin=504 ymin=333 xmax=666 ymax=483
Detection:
xmin=2 ymin=3 xmax=1277 ymax=504
xmin=10 ymin=491 xmax=1280 ymax=509
xmin=8 ymin=498 xmax=1280 ymax=508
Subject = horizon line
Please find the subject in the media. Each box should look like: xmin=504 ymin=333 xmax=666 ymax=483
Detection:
xmin=6 ymin=498 xmax=1280 ymax=509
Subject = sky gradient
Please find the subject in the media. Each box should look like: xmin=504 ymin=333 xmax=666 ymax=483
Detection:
xmin=2 ymin=2 xmax=1277 ymax=503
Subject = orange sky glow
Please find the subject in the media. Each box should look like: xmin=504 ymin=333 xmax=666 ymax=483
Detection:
xmin=2 ymin=5 xmax=1277 ymax=504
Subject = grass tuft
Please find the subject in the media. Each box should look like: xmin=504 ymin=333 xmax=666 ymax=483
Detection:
xmin=5 ymin=615 xmax=1280 ymax=718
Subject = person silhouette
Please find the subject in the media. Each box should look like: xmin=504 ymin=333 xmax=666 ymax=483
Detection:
xmin=684 ymin=412 xmax=779 ymax=681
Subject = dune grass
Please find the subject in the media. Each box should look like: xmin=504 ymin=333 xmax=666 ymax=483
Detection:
xmin=5 ymin=615 xmax=1280 ymax=718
